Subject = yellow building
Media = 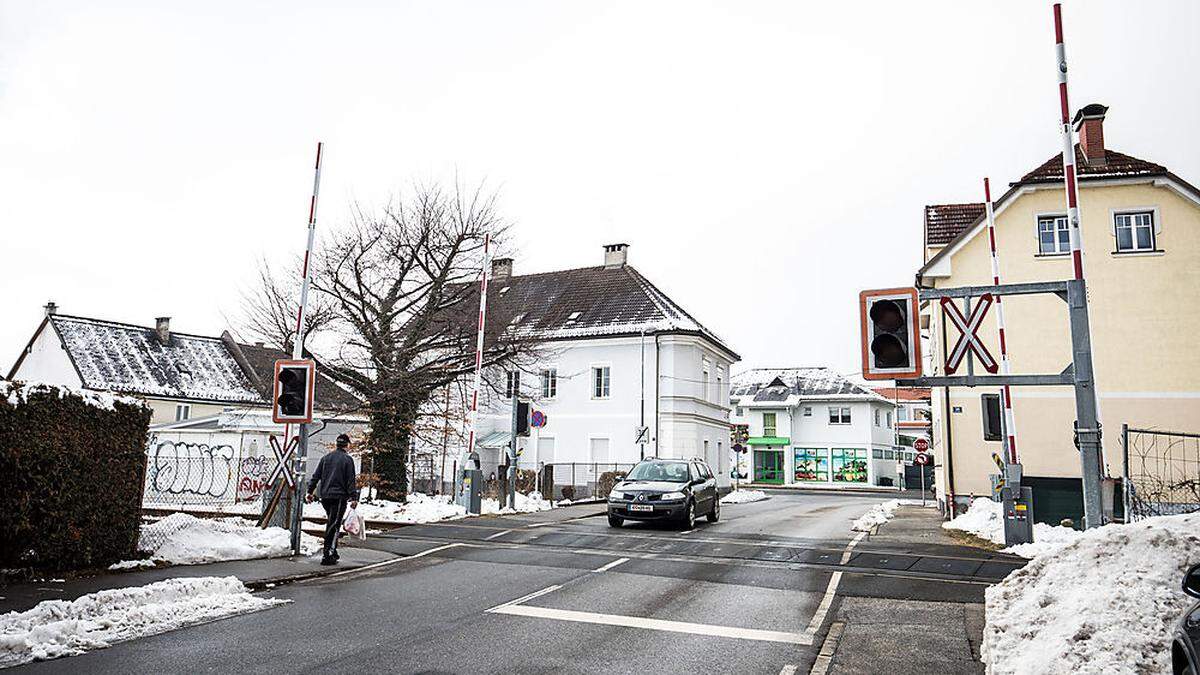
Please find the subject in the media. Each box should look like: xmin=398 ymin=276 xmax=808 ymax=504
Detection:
xmin=917 ymin=104 xmax=1200 ymax=518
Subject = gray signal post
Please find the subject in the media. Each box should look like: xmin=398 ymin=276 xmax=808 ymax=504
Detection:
xmin=898 ymin=279 xmax=1104 ymax=530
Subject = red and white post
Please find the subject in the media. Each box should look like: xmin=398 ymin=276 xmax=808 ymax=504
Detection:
xmin=984 ymin=178 xmax=1018 ymax=466
xmin=460 ymin=231 xmax=493 ymax=508
xmin=1054 ymin=4 xmax=1085 ymax=282
xmin=289 ymin=142 xmax=324 ymax=554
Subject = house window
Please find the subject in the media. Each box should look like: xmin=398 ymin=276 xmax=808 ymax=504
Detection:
xmin=887 ymin=411 xmax=893 ymax=428
xmin=794 ymin=448 xmax=829 ymax=482
xmin=872 ymin=448 xmax=883 ymax=459
xmin=540 ymin=369 xmax=557 ymax=398
xmin=803 ymin=406 xmax=812 ymax=417
xmin=505 ymin=371 xmax=520 ymax=399
xmin=702 ymin=358 xmax=711 ymax=401
xmin=1114 ymin=211 xmax=1156 ymax=252
xmin=762 ymin=412 xmax=777 ymax=437
xmin=592 ymin=366 xmax=610 ymax=399
xmin=735 ymin=407 xmax=744 ymax=417
xmin=874 ymin=409 xmax=880 ymax=426
xmin=982 ymin=393 xmax=1003 ymax=441
xmin=829 ymin=407 xmax=851 ymax=425
xmin=175 ymin=404 xmax=191 ymax=421
xmin=898 ymin=407 xmax=909 ymax=421
xmin=1038 ymin=215 xmax=1070 ymax=255
xmin=716 ymin=366 xmax=724 ymax=401
xmin=831 ymin=448 xmax=868 ymax=483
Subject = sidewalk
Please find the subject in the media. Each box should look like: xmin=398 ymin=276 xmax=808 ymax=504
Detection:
xmin=816 ymin=505 xmax=1019 ymax=675
xmin=0 ymin=544 xmax=395 ymax=615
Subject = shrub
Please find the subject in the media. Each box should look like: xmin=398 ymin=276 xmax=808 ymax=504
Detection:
xmin=0 ymin=382 xmax=151 ymax=572
xmin=598 ymin=471 xmax=627 ymax=498
xmin=560 ymin=485 xmax=576 ymax=502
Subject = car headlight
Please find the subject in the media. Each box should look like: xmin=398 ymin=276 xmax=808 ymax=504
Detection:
xmin=660 ymin=491 xmax=685 ymax=501
xmin=608 ymin=491 xmax=626 ymax=501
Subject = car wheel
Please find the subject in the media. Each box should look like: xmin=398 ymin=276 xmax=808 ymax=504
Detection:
xmin=682 ymin=501 xmax=696 ymax=530
xmin=707 ymin=499 xmax=720 ymax=523
xmin=608 ymin=514 xmax=623 ymax=528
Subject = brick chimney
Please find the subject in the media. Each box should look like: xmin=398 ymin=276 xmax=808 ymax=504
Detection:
xmin=603 ymin=243 xmax=629 ymax=268
xmin=491 ymin=257 xmax=513 ymax=279
xmin=1073 ymin=103 xmax=1108 ymax=165
xmin=155 ymin=317 xmax=171 ymax=345
xmin=43 ymin=301 xmax=57 ymax=317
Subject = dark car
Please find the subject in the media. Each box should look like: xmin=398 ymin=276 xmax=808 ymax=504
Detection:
xmin=1173 ymin=563 xmax=1200 ymax=675
xmin=606 ymin=457 xmax=720 ymax=529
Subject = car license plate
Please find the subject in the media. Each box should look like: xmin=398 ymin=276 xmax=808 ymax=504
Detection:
xmin=628 ymin=504 xmax=653 ymax=512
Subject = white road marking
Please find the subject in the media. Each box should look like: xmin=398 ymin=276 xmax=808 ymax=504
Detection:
xmin=804 ymin=532 xmax=867 ymax=635
xmin=489 ymin=584 xmax=563 ymax=610
xmin=779 ymin=665 xmax=798 ymax=675
xmin=317 ymin=542 xmax=464 ymax=580
xmin=592 ymin=557 xmax=630 ymax=573
xmin=484 ymin=529 xmax=514 ymax=541
xmin=489 ymin=604 xmax=814 ymax=645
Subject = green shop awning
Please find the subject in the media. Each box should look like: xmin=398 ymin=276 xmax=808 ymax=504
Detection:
xmin=747 ymin=436 xmax=790 ymax=446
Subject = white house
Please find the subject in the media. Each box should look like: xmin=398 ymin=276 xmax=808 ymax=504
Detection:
xmin=467 ymin=244 xmax=740 ymax=493
xmin=729 ymin=368 xmax=900 ymax=489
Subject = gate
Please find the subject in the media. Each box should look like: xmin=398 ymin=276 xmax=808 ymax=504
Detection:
xmin=1122 ymin=424 xmax=1200 ymax=521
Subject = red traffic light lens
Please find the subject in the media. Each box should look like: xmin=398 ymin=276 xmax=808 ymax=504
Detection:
xmin=869 ymin=299 xmax=905 ymax=331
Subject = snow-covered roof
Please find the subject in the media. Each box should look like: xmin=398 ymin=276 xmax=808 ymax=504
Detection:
xmin=730 ymin=367 xmax=889 ymax=403
xmin=49 ymin=315 xmax=264 ymax=404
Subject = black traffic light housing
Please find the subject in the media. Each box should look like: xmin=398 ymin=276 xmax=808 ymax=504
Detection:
xmin=515 ymin=401 xmax=531 ymax=436
xmin=273 ymin=359 xmax=316 ymax=423
xmin=860 ymin=287 xmax=922 ymax=380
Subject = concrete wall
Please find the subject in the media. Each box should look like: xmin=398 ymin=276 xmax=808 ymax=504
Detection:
xmin=926 ymin=180 xmax=1200 ymax=502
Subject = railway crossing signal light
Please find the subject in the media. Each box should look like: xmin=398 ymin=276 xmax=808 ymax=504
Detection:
xmin=516 ymin=401 xmax=531 ymax=436
xmin=273 ymin=359 xmax=315 ymax=423
xmin=859 ymin=287 xmax=922 ymax=381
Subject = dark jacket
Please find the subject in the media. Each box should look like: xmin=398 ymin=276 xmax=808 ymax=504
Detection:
xmin=308 ymin=450 xmax=359 ymax=500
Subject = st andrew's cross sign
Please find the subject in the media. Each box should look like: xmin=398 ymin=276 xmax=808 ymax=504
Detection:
xmin=941 ymin=293 xmax=998 ymax=375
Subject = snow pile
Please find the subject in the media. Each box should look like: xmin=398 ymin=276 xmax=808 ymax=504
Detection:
xmin=306 ymin=492 xmax=467 ymax=524
xmin=131 ymin=514 xmax=320 ymax=565
xmin=721 ymin=490 xmax=769 ymax=505
xmin=0 ymin=576 xmax=286 ymax=668
xmin=107 ymin=559 xmax=157 ymax=571
xmin=943 ymin=497 xmax=1083 ymax=557
xmin=851 ymin=500 xmax=901 ymax=532
xmin=982 ymin=512 xmax=1200 ymax=674
xmin=1 ymin=380 xmax=139 ymax=411
xmin=483 ymin=491 xmax=555 ymax=515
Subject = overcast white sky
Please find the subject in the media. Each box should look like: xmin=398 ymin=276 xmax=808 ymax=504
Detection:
xmin=2 ymin=1 xmax=1197 ymax=377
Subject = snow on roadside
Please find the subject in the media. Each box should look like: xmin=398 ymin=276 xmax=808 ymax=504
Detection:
xmin=943 ymin=497 xmax=1083 ymax=557
xmin=0 ymin=576 xmax=286 ymax=668
xmin=721 ymin=489 xmax=769 ymax=505
xmin=982 ymin=512 xmax=1200 ymax=674
xmin=114 ymin=514 xmax=321 ymax=568
xmin=482 ymin=491 xmax=554 ymax=515
xmin=302 ymin=491 xmax=556 ymax=525
xmin=851 ymin=500 xmax=901 ymax=532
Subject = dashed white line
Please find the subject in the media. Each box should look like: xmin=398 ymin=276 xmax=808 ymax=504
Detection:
xmin=484 ymin=529 xmax=514 ymax=540
xmin=489 ymin=584 xmax=563 ymax=610
xmin=778 ymin=665 xmax=798 ymax=675
xmin=317 ymin=542 xmax=464 ymax=580
xmin=592 ymin=557 xmax=630 ymax=573
xmin=804 ymin=532 xmax=867 ymax=635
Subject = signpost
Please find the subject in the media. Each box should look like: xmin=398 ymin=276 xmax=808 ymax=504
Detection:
xmin=913 ymin=441 xmax=930 ymax=507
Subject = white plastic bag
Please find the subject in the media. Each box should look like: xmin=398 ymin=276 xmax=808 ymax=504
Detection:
xmin=342 ymin=506 xmax=366 ymax=540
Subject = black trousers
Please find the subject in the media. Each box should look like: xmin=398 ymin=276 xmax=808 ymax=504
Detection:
xmin=320 ymin=498 xmax=348 ymax=558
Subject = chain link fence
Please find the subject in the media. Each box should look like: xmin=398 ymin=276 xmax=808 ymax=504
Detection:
xmin=537 ymin=463 xmax=635 ymax=502
xmin=1123 ymin=424 xmax=1200 ymax=521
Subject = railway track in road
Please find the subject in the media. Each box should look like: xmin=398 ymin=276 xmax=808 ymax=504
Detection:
xmin=364 ymin=516 xmax=1025 ymax=587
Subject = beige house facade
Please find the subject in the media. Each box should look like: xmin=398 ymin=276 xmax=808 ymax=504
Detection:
xmin=917 ymin=104 xmax=1200 ymax=515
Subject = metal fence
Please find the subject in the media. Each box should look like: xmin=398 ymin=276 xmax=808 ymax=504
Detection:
xmin=1123 ymin=424 xmax=1200 ymax=521
xmin=538 ymin=463 xmax=636 ymax=502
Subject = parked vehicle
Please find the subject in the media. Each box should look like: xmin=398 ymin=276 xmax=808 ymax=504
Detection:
xmin=606 ymin=457 xmax=719 ymax=529
xmin=1174 ymin=563 xmax=1200 ymax=675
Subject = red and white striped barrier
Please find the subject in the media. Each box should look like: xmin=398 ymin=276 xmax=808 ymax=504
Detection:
xmin=464 ymin=231 xmax=493 ymax=466
xmin=984 ymin=177 xmax=1018 ymax=465
xmin=1053 ymin=4 xmax=1084 ymax=282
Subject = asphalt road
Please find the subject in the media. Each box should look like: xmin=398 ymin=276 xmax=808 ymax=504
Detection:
xmin=15 ymin=491 xmax=1019 ymax=675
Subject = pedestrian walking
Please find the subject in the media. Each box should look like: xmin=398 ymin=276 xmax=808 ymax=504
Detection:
xmin=305 ymin=434 xmax=359 ymax=565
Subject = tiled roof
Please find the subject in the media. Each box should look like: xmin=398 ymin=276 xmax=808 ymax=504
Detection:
xmin=450 ymin=265 xmax=737 ymax=357
xmin=50 ymin=315 xmax=263 ymax=403
xmin=730 ymin=367 xmax=883 ymax=401
xmin=925 ymin=203 xmax=985 ymax=247
xmin=871 ymin=387 xmax=931 ymax=402
xmin=1014 ymin=146 xmax=1169 ymax=185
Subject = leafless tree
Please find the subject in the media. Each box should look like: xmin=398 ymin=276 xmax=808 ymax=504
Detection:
xmin=238 ymin=259 xmax=338 ymax=354
xmin=243 ymin=182 xmax=541 ymax=501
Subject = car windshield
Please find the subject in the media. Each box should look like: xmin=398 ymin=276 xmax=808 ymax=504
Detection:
xmin=625 ymin=461 xmax=691 ymax=483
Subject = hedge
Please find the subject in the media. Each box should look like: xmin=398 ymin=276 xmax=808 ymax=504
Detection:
xmin=0 ymin=382 xmax=151 ymax=572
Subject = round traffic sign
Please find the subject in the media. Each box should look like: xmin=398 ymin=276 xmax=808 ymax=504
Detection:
xmin=914 ymin=452 xmax=930 ymax=466
xmin=913 ymin=438 xmax=929 ymax=452
xmin=530 ymin=410 xmax=547 ymax=428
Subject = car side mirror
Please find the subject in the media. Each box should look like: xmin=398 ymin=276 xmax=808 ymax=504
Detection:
xmin=691 ymin=478 xmax=704 ymax=486
xmin=1183 ymin=564 xmax=1200 ymax=599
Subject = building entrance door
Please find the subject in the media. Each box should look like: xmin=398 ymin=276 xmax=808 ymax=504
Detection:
xmin=753 ymin=449 xmax=784 ymax=484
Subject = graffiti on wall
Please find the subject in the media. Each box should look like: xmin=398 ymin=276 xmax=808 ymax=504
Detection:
xmin=145 ymin=434 xmax=273 ymax=507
